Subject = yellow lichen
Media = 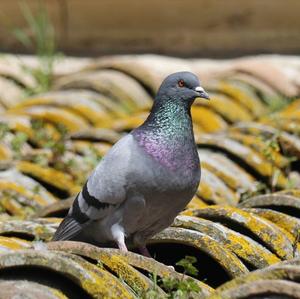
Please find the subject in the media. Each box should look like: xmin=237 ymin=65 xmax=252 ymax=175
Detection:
xmin=218 ymin=81 xmax=265 ymax=116
xmin=0 ymin=144 xmax=12 ymax=160
xmin=0 ymin=236 xmax=30 ymax=250
xmin=16 ymin=161 xmax=81 ymax=195
xmin=9 ymin=107 xmax=89 ymax=133
xmin=197 ymin=206 xmax=294 ymax=260
xmin=0 ymin=181 xmax=57 ymax=207
xmin=191 ymin=106 xmax=227 ymax=133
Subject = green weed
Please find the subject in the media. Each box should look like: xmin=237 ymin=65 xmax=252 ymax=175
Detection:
xmin=13 ymin=1 xmax=61 ymax=95
xmin=11 ymin=132 xmax=28 ymax=158
xmin=263 ymin=95 xmax=292 ymax=113
xmin=0 ymin=123 xmax=9 ymax=140
xmin=143 ymin=256 xmax=201 ymax=299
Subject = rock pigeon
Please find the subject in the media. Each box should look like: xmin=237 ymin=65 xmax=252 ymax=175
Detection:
xmin=52 ymin=71 xmax=209 ymax=255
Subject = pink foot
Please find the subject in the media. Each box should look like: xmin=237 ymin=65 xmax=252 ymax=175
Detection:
xmin=118 ymin=242 xmax=128 ymax=252
xmin=139 ymin=245 xmax=152 ymax=257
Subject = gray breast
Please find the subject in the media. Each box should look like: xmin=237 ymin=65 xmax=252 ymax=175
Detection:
xmin=126 ymin=135 xmax=200 ymax=197
xmin=123 ymin=137 xmax=200 ymax=238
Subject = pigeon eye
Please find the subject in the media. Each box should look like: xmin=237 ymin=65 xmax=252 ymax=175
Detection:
xmin=178 ymin=80 xmax=185 ymax=88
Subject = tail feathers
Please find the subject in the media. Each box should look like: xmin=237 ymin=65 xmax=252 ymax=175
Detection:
xmin=52 ymin=216 xmax=83 ymax=241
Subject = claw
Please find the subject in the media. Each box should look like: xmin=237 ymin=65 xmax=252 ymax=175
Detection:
xmin=118 ymin=242 xmax=128 ymax=252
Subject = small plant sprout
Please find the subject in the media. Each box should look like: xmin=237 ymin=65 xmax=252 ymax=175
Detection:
xmin=144 ymin=256 xmax=201 ymax=299
xmin=175 ymin=256 xmax=199 ymax=277
xmin=260 ymin=132 xmax=282 ymax=191
xmin=32 ymin=185 xmax=41 ymax=195
xmin=263 ymin=95 xmax=292 ymax=113
xmin=0 ymin=123 xmax=9 ymax=140
xmin=11 ymin=132 xmax=28 ymax=159
xmin=239 ymin=182 xmax=269 ymax=202
xmin=143 ymin=272 xmax=161 ymax=299
xmin=96 ymin=260 xmax=104 ymax=269
xmin=13 ymin=1 xmax=61 ymax=95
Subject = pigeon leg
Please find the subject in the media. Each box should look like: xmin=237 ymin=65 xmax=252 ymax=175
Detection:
xmin=117 ymin=237 xmax=128 ymax=252
xmin=139 ymin=245 xmax=152 ymax=257
xmin=112 ymin=223 xmax=128 ymax=252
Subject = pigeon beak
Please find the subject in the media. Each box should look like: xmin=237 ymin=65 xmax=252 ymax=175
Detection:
xmin=195 ymin=86 xmax=210 ymax=100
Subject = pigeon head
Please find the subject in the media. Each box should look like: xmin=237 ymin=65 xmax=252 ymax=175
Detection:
xmin=156 ymin=71 xmax=209 ymax=106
